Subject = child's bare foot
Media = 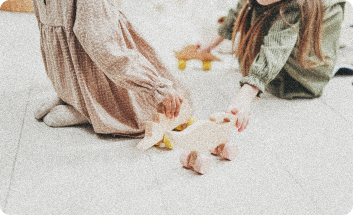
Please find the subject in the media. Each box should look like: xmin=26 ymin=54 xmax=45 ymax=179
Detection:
xmin=43 ymin=105 xmax=89 ymax=127
xmin=34 ymin=97 xmax=63 ymax=120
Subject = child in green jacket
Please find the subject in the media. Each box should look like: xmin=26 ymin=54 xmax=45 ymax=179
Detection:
xmin=198 ymin=0 xmax=346 ymax=132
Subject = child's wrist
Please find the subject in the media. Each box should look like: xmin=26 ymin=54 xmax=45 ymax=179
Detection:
xmin=238 ymin=84 xmax=259 ymax=102
xmin=210 ymin=35 xmax=224 ymax=50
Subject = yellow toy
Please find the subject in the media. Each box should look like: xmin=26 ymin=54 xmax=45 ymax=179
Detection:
xmin=135 ymin=100 xmax=195 ymax=150
xmin=174 ymin=45 xmax=221 ymax=71
xmin=154 ymin=117 xmax=199 ymax=148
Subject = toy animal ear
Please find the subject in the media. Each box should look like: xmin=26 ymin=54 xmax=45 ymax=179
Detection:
xmin=223 ymin=118 xmax=231 ymax=123
xmin=209 ymin=112 xmax=237 ymax=124
xmin=218 ymin=16 xmax=226 ymax=24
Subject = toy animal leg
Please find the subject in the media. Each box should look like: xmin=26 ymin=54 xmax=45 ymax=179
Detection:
xmin=193 ymin=154 xmax=212 ymax=175
xmin=163 ymin=134 xmax=175 ymax=148
xmin=221 ymin=142 xmax=238 ymax=161
xmin=180 ymin=151 xmax=211 ymax=174
xmin=202 ymin=61 xmax=211 ymax=71
xmin=180 ymin=150 xmax=192 ymax=169
xmin=209 ymin=143 xmax=225 ymax=156
xmin=210 ymin=142 xmax=238 ymax=161
xmin=178 ymin=60 xmax=187 ymax=70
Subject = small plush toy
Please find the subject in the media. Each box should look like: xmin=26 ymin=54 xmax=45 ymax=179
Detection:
xmin=174 ymin=45 xmax=221 ymax=71
xmin=165 ymin=112 xmax=238 ymax=175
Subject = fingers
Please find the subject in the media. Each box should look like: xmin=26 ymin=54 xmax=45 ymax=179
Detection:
xmin=226 ymin=108 xmax=250 ymax=132
xmin=225 ymin=107 xmax=238 ymax=115
xmin=179 ymin=97 xmax=183 ymax=104
xmin=231 ymin=109 xmax=239 ymax=115
xmin=170 ymin=95 xmax=176 ymax=119
xmin=162 ymin=89 xmax=184 ymax=119
xmin=196 ymin=44 xmax=202 ymax=54
xmin=237 ymin=113 xmax=250 ymax=132
xmin=163 ymin=95 xmax=172 ymax=119
xmin=174 ymin=97 xmax=181 ymax=118
xmin=237 ymin=116 xmax=245 ymax=132
xmin=235 ymin=115 xmax=242 ymax=129
xmin=243 ymin=117 xmax=250 ymax=131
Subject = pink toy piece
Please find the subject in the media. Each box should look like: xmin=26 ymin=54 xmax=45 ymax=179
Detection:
xmin=192 ymin=154 xmax=212 ymax=175
xmin=180 ymin=151 xmax=212 ymax=175
xmin=222 ymin=142 xmax=238 ymax=161
xmin=210 ymin=142 xmax=238 ymax=160
xmin=209 ymin=147 xmax=220 ymax=156
xmin=180 ymin=150 xmax=192 ymax=169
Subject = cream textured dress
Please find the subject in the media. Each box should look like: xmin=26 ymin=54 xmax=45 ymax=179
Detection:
xmin=32 ymin=0 xmax=191 ymax=137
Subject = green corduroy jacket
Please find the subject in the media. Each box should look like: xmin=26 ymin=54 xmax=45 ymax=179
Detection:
xmin=218 ymin=0 xmax=346 ymax=99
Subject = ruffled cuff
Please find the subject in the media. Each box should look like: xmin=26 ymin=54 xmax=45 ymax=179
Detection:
xmin=152 ymin=77 xmax=174 ymax=104
xmin=217 ymin=21 xmax=234 ymax=41
xmin=240 ymin=75 xmax=266 ymax=97
xmin=217 ymin=8 xmax=238 ymax=40
xmin=217 ymin=27 xmax=232 ymax=41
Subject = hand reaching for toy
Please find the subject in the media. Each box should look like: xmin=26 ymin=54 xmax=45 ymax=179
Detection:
xmin=197 ymin=34 xmax=225 ymax=54
xmin=226 ymin=99 xmax=251 ymax=132
xmin=196 ymin=43 xmax=212 ymax=54
xmin=225 ymin=84 xmax=259 ymax=132
xmin=162 ymin=89 xmax=183 ymax=119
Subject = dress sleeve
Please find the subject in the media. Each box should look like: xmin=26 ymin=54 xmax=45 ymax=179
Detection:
xmin=240 ymin=5 xmax=301 ymax=94
xmin=31 ymin=0 xmax=40 ymax=21
xmin=217 ymin=0 xmax=247 ymax=40
xmin=73 ymin=0 xmax=173 ymax=104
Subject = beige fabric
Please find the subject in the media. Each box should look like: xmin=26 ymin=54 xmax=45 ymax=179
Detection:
xmin=31 ymin=0 xmax=191 ymax=137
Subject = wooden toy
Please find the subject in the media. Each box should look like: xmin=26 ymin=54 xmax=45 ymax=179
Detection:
xmin=0 ymin=0 xmax=33 ymax=13
xmin=174 ymin=45 xmax=221 ymax=71
xmin=153 ymin=116 xmax=199 ymax=147
xmin=135 ymin=99 xmax=195 ymax=151
xmin=165 ymin=112 xmax=238 ymax=175
xmin=0 ymin=0 xmax=120 ymax=13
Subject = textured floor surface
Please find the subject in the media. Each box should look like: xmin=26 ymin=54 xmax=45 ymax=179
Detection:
xmin=1 ymin=2 xmax=353 ymax=215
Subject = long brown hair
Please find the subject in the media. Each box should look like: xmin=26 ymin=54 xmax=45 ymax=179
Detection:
xmin=231 ymin=0 xmax=329 ymax=76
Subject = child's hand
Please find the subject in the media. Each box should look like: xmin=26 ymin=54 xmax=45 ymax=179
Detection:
xmin=196 ymin=43 xmax=212 ymax=54
xmin=162 ymin=90 xmax=183 ymax=119
xmin=225 ymin=84 xmax=259 ymax=132
xmin=225 ymin=98 xmax=251 ymax=132
xmin=197 ymin=35 xmax=225 ymax=54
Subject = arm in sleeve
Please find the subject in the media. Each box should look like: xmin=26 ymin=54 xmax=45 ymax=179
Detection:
xmin=217 ymin=0 xmax=247 ymax=40
xmin=31 ymin=0 xmax=40 ymax=21
xmin=240 ymin=6 xmax=301 ymax=95
xmin=73 ymin=0 xmax=173 ymax=103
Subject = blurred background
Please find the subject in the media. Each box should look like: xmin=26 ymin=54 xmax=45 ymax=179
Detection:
xmin=0 ymin=0 xmax=352 ymax=64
